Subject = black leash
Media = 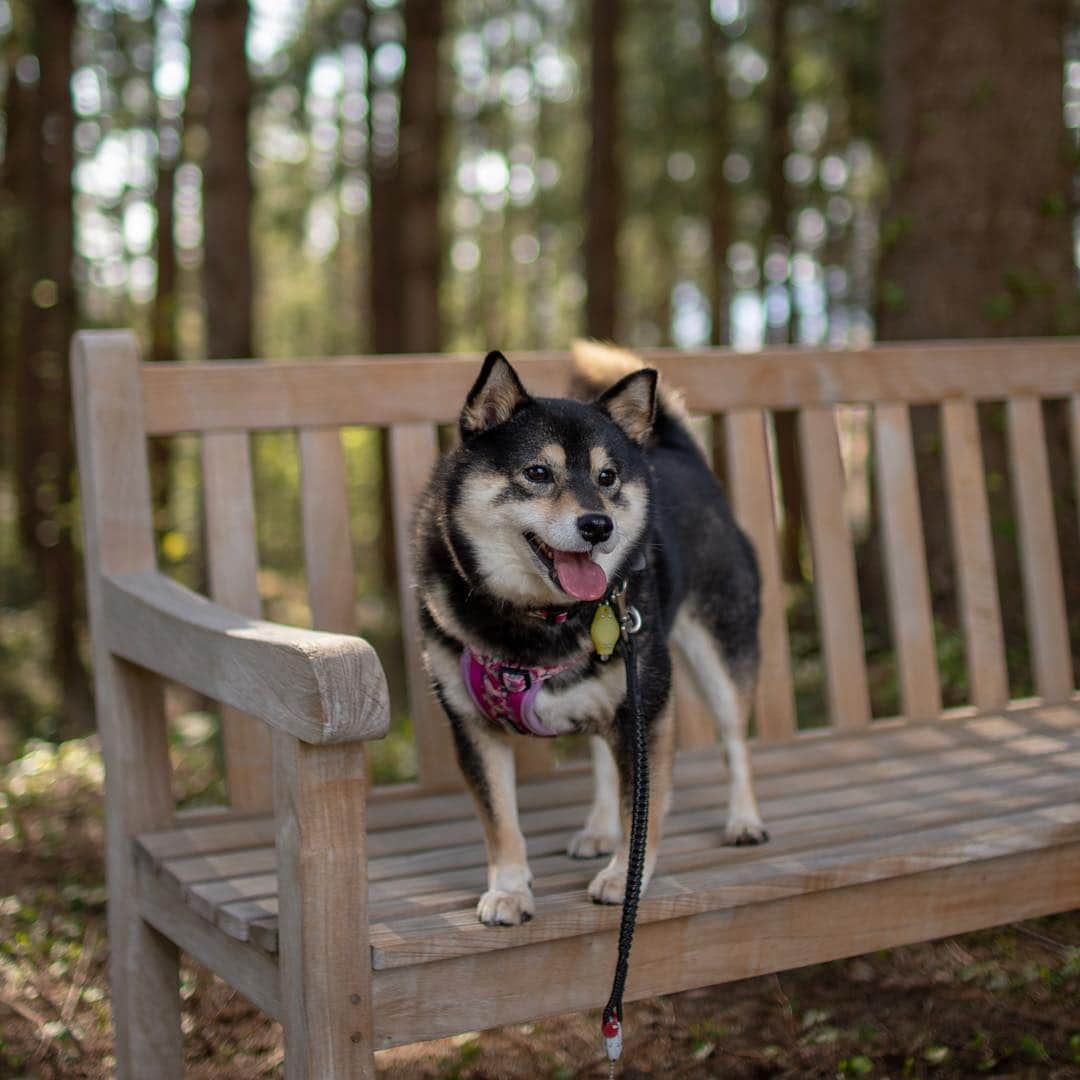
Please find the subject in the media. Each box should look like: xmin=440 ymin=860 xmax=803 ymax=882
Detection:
xmin=600 ymin=592 xmax=649 ymax=1073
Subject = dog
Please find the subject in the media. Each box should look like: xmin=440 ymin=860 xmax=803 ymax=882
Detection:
xmin=413 ymin=341 xmax=767 ymax=926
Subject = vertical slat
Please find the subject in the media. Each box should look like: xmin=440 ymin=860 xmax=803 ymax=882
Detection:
xmin=388 ymin=422 xmax=464 ymax=789
xmin=71 ymin=331 xmax=183 ymax=1078
xmin=725 ymin=409 xmax=797 ymax=739
xmin=275 ymin=736 xmax=375 ymax=1079
xmin=798 ymin=407 xmax=872 ymax=728
xmin=202 ymin=431 xmax=273 ymax=811
xmin=672 ymin=653 xmax=715 ymax=749
xmin=298 ymin=429 xmax=356 ymax=634
xmin=1006 ymin=397 xmax=1073 ymax=701
xmin=873 ymin=403 xmax=942 ymax=720
xmin=940 ymin=399 xmax=1009 ymax=710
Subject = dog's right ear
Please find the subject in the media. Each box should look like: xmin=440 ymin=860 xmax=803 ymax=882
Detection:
xmin=460 ymin=351 xmax=531 ymax=439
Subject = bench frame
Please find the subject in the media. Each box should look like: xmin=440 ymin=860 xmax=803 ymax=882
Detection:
xmin=73 ymin=330 xmax=1080 ymax=1078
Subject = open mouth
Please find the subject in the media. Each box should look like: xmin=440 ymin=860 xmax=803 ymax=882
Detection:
xmin=524 ymin=532 xmax=608 ymax=601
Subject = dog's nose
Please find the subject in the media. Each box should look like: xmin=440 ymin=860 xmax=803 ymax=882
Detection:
xmin=577 ymin=513 xmax=613 ymax=544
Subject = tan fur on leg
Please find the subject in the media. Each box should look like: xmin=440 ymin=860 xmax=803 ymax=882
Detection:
xmin=671 ymin=609 xmax=768 ymax=845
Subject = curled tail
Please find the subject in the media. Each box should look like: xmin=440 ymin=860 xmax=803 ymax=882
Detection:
xmin=570 ymin=339 xmax=702 ymax=456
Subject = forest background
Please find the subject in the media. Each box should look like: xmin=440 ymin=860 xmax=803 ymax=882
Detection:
xmin=0 ymin=0 xmax=1079 ymax=1075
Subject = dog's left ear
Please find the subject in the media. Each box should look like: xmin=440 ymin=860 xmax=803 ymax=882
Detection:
xmin=594 ymin=368 xmax=658 ymax=445
xmin=460 ymin=350 xmax=532 ymax=439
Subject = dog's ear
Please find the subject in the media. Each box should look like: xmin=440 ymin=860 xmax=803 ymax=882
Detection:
xmin=594 ymin=368 xmax=658 ymax=445
xmin=460 ymin=351 xmax=531 ymax=439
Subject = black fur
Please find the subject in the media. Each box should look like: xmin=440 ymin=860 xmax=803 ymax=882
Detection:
xmin=413 ymin=350 xmax=760 ymax=766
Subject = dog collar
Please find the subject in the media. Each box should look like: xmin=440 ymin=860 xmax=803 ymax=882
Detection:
xmin=460 ymin=646 xmax=586 ymax=737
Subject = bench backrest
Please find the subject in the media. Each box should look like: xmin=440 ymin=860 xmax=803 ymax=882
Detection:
xmin=82 ymin=332 xmax=1080 ymax=804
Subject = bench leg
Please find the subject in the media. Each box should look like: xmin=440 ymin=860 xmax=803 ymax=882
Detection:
xmin=276 ymin=736 xmax=376 ymax=1079
xmin=102 ymin=661 xmax=184 ymax=1079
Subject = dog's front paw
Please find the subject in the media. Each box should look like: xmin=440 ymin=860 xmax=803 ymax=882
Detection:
xmin=477 ymin=888 xmax=535 ymax=926
xmin=724 ymin=812 xmax=769 ymax=846
xmin=588 ymin=864 xmax=627 ymax=905
xmin=567 ymin=827 xmax=620 ymax=859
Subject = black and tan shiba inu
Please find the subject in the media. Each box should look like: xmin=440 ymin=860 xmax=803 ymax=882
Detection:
xmin=414 ymin=341 xmax=767 ymax=926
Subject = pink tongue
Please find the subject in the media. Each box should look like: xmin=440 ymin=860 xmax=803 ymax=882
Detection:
xmin=553 ymin=549 xmax=608 ymax=601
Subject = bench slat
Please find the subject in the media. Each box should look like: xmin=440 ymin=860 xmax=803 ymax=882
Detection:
xmin=139 ymin=340 xmax=1080 ymax=434
xmin=726 ymin=409 xmax=797 ymax=738
xmin=798 ymin=407 xmax=871 ymax=727
xmin=202 ymin=432 xmax=273 ymax=812
xmin=940 ymin=400 xmax=1009 ymax=710
xmin=387 ymin=423 xmax=465 ymax=790
xmin=1006 ymin=398 xmax=1072 ymax=702
xmin=874 ymin=403 xmax=941 ymax=720
xmin=298 ymin=429 xmax=357 ymax=635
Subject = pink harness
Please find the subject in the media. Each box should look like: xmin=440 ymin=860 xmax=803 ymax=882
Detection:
xmin=460 ymin=646 xmax=586 ymax=737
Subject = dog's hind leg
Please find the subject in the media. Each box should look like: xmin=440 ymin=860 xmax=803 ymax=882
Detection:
xmin=568 ymin=736 xmax=622 ymax=858
xmin=588 ymin=701 xmax=675 ymax=905
xmin=672 ymin=610 xmax=768 ymax=846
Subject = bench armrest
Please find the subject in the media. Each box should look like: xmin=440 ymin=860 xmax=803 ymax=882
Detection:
xmin=102 ymin=571 xmax=390 ymax=744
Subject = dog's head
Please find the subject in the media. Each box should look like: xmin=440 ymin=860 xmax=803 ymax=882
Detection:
xmin=441 ymin=350 xmax=655 ymax=607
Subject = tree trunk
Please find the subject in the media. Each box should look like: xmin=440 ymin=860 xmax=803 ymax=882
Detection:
xmin=398 ymin=0 xmax=443 ymax=354
xmin=704 ymin=3 xmax=733 ymax=349
xmin=192 ymin=0 xmax=253 ymax=359
xmin=877 ymin=0 xmax=1077 ymax=665
xmin=763 ymin=0 xmax=803 ymax=583
xmin=33 ymin=0 xmax=88 ymax=733
xmin=367 ymin=1 xmax=402 ymax=354
xmin=585 ymin=0 xmax=620 ymax=340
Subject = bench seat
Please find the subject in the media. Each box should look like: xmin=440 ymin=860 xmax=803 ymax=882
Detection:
xmin=133 ymin=702 xmax=1080 ymax=1047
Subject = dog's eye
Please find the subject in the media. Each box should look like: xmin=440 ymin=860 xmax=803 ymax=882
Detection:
xmin=524 ymin=464 xmax=552 ymax=484
xmin=597 ymin=468 xmax=618 ymax=488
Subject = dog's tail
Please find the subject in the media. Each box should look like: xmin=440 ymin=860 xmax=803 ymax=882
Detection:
xmin=570 ymin=339 xmax=701 ymax=456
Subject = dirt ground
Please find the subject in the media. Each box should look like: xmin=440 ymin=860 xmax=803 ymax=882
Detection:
xmin=1 ymin=740 xmax=1078 ymax=1078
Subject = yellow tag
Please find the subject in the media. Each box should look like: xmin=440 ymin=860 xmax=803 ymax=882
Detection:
xmin=590 ymin=603 xmax=621 ymax=660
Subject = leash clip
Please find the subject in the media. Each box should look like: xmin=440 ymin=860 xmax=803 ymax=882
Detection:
xmin=620 ymin=605 xmax=642 ymax=636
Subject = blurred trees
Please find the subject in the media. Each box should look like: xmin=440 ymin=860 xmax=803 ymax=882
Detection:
xmin=0 ymin=0 xmax=1077 ymax=743
xmin=877 ymin=0 xmax=1079 ymax=627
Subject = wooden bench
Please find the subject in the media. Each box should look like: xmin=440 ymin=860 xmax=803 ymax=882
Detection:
xmin=73 ymin=330 xmax=1080 ymax=1078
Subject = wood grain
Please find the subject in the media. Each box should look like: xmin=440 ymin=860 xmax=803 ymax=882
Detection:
xmin=71 ymin=330 xmax=184 ymax=1078
xmin=103 ymin=571 xmax=390 ymax=744
xmin=387 ymin=422 xmax=466 ymax=789
xmin=298 ymin=429 xmax=357 ymax=635
xmin=1006 ymin=398 xmax=1073 ymax=702
xmin=798 ymin=407 xmax=871 ymax=727
xmin=274 ymin=736 xmax=376 ymax=1078
xmin=873 ymin=404 xmax=941 ymax=720
xmin=202 ymin=431 xmax=274 ymax=811
xmin=725 ymin=409 xmax=797 ymax=738
xmin=940 ymin=399 xmax=1009 ymax=710
xmin=372 ymin=838 xmax=1080 ymax=1047
xmin=140 ymin=339 xmax=1080 ymax=434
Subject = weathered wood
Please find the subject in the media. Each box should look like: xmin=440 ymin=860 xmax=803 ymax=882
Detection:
xmin=387 ymin=422 xmax=465 ymax=789
xmin=274 ymin=735 xmax=377 ymax=1079
xmin=940 ymin=399 xmax=1009 ymax=710
xmin=798 ymin=407 xmax=871 ymax=727
xmin=103 ymin=571 xmax=390 ymax=744
xmin=873 ymin=403 xmax=941 ymax=720
xmin=371 ymin=838 xmax=1080 ymax=1048
xmin=1006 ymin=398 xmax=1072 ymax=702
xmin=136 ymin=861 xmax=281 ymax=1019
xmin=298 ymin=429 xmax=357 ymax=635
xmin=202 ymin=430 xmax=273 ymax=810
xmin=725 ymin=409 xmax=797 ymax=738
xmin=140 ymin=339 xmax=1080 ymax=434
xmin=71 ymin=331 xmax=183 ymax=1079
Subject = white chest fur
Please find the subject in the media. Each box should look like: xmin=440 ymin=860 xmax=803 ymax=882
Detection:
xmin=423 ymin=638 xmax=627 ymax=737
